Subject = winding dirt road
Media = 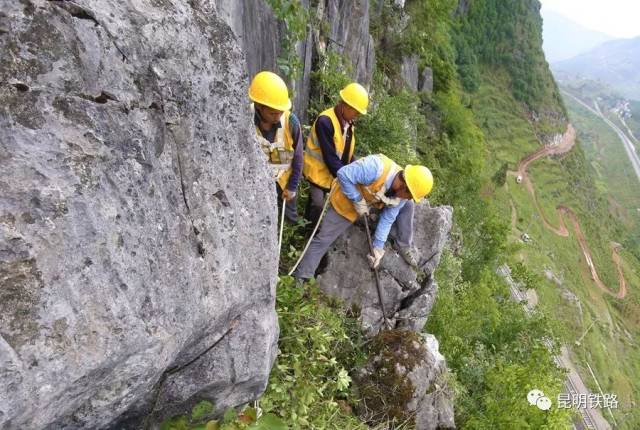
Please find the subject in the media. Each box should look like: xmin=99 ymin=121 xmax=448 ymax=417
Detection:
xmin=508 ymin=124 xmax=628 ymax=299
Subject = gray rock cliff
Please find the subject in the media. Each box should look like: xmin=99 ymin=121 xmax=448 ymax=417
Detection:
xmin=320 ymin=0 xmax=375 ymax=86
xmin=0 ymin=1 xmax=279 ymax=428
xmin=357 ymin=331 xmax=455 ymax=429
xmin=215 ymin=0 xmax=375 ymax=123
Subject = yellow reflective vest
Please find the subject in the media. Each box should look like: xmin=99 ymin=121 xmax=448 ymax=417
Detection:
xmin=253 ymin=106 xmax=295 ymax=191
xmin=303 ymin=107 xmax=355 ymax=189
xmin=330 ymin=154 xmax=399 ymax=223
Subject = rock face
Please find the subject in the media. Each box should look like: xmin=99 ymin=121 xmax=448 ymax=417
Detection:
xmin=400 ymin=55 xmax=419 ymax=92
xmin=213 ymin=0 xmax=312 ymax=124
xmin=357 ymin=330 xmax=455 ymax=430
xmin=319 ymin=0 xmax=376 ymax=86
xmin=419 ymin=67 xmax=434 ymax=94
xmin=318 ymin=203 xmax=453 ymax=336
xmin=320 ymin=203 xmax=454 ymax=428
xmin=0 ymin=1 xmax=279 ymax=428
xmin=214 ymin=0 xmax=282 ymax=80
xmin=215 ymin=0 xmax=376 ymax=124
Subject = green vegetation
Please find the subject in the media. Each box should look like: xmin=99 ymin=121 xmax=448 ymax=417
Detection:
xmin=362 ymin=1 xmax=571 ymax=427
xmin=561 ymin=95 xmax=640 ymax=429
xmin=475 ymin=66 xmax=640 ymax=428
xmin=308 ymin=51 xmax=352 ymax=121
xmin=565 ymin=96 xmax=640 ymax=232
xmin=456 ymin=0 xmax=564 ymax=115
xmin=264 ymin=0 xmax=308 ymax=81
xmin=357 ymin=79 xmax=422 ymax=166
xmin=259 ymin=278 xmax=370 ymax=428
xmin=159 ymin=401 xmax=287 ymax=430
xmin=428 ymin=253 xmax=572 ymax=429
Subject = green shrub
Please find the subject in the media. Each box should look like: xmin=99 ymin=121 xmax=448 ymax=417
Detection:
xmin=427 ymin=252 xmax=573 ymax=428
xmin=264 ymin=0 xmax=308 ymax=82
xmin=259 ymin=278 xmax=369 ymax=429
xmin=308 ymin=52 xmax=352 ymax=121
xmin=510 ymin=261 xmax=543 ymax=291
xmin=356 ymin=76 xmax=423 ymax=166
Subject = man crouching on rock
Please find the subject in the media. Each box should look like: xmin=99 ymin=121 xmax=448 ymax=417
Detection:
xmin=292 ymin=153 xmax=433 ymax=283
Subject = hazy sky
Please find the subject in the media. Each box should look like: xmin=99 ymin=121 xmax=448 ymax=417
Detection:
xmin=540 ymin=0 xmax=640 ymax=39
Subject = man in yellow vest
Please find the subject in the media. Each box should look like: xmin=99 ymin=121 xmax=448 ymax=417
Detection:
xmin=249 ymin=71 xmax=304 ymax=222
xmin=293 ymin=153 xmax=434 ymax=281
xmin=303 ymin=82 xmax=369 ymax=227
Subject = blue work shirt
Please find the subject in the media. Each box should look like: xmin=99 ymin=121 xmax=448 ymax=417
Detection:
xmin=336 ymin=155 xmax=407 ymax=249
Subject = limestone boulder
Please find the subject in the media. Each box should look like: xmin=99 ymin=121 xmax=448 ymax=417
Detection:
xmin=0 ymin=1 xmax=279 ymax=428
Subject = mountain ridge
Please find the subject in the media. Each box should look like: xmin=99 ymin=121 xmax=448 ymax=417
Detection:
xmin=553 ymin=36 xmax=640 ymax=101
xmin=541 ymin=8 xmax=613 ymax=63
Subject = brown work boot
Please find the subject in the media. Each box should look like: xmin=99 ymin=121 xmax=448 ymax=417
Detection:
xmin=397 ymin=246 xmax=419 ymax=268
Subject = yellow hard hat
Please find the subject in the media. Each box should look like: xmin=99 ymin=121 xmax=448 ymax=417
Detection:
xmin=339 ymin=82 xmax=369 ymax=114
xmin=404 ymin=165 xmax=433 ymax=203
xmin=248 ymin=71 xmax=291 ymax=111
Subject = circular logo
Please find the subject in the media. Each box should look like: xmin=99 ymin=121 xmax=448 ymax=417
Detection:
xmin=536 ymin=396 xmax=552 ymax=411
xmin=527 ymin=389 xmax=545 ymax=406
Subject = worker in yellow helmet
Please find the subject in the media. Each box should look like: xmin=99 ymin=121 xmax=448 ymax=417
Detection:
xmin=293 ymin=153 xmax=434 ymax=282
xmin=303 ymin=82 xmax=369 ymax=228
xmin=249 ymin=71 xmax=304 ymax=222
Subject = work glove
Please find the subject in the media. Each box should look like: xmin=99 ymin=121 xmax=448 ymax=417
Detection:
xmin=282 ymin=189 xmax=297 ymax=202
xmin=354 ymin=199 xmax=369 ymax=217
xmin=367 ymin=247 xmax=385 ymax=269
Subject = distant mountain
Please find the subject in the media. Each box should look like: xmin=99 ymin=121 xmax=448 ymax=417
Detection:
xmin=541 ymin=9 xmax=613 ymax=63
xmin=553 ymin=36 xmax=640 ymax=101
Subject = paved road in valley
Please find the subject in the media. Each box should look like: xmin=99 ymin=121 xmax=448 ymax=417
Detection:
xmin=562 ymin=90 xmax=640 ymax=183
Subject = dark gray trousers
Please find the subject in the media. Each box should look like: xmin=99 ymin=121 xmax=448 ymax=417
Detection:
xmin=293 ymin=201 xmax=415 ymax=280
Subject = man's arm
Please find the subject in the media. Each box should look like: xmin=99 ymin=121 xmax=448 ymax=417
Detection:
xmin=316 ymin=116 xmax=346 ymax=177
xmin=286 ymin=113 xmax=304 ymax=191
xmin=336 ymin=156 xmax=383 ymax=202
xmin=372 ymin=201 xmax=406 ymax=249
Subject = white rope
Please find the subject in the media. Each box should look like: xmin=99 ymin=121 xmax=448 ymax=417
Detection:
xmin=277 ymin=198 xmax=286 ymax=258
xmin=287 ymin=188 xmax=334 ymax=276
xmin=253 ymin=399 xmax=262 ymax=418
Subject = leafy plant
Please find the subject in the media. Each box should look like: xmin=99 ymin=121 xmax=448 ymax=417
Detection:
xmin=258 ymin=277 xmax=369 ymax=429
xmin=308 ymin=51 xmax=352 ymax=120
xmin=264 ymin=0 xmax=308 ymax=81
xmin=160 ymin=405 xmax=287 ymax=430
xmin=356 ymin=74 xmax=423 ymax=166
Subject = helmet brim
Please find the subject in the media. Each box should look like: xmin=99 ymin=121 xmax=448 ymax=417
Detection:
xmin=249 ymin=94 xmax=291 ymax=112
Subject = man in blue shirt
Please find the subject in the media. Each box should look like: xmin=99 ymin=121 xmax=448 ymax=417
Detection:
xmin=293 ymin=154 xmax=433 ymax=281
